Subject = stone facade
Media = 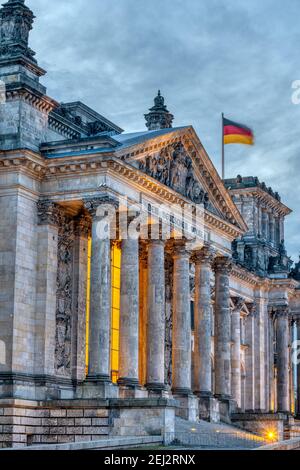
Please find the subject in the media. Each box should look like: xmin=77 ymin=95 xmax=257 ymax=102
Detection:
xmin=1 ymin=0 xmax=300 ymax=448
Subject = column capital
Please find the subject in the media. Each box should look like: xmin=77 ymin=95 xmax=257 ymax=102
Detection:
xmin=269 ymin=304 xmax=290 ymax=319
xmin=213 ymin=256 xmax=233 ymax=275
xmin=167 ymin=239 xmax=190 ymax=259
xmin=232 ymin=296 xmax=245 ymax=313
xmin=37 ymin=199 xmax=63 ymax=226
xmin=246 ymin=302 xmax=257 ymax=318
xmin=191 ymin=244 xmax=215 ymax=266
xmin=84 ymin=196 xmax=119 ymax=218
xmin=74 ymin=213 xmax=91 ymax=238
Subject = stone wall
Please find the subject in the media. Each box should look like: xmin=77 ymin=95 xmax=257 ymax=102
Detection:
xmin=0 ymin=400 xmax=110 ymax=448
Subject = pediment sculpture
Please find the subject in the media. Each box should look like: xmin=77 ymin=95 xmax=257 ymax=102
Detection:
xmin=139 ymin=142 xmax=209 ymax=206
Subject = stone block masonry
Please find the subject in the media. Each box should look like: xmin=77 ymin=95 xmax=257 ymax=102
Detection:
xmin=0 ymin=400 xmax=110 ymax=448
xmin=0 ymin=398 xmax=177 ymax=448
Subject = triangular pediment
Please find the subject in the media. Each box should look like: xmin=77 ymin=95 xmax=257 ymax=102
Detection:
xmin=117 ymin=126 xmax=247 ymax=232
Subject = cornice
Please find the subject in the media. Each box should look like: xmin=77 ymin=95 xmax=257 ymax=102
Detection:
xmin=0 ymin=150 xmax=245 ymax=241
xmin=6 ymin=85 xmax=58 ymax=114
xmin=229 ymin=186 xmax=291 ymax=217
xmin=231 ymin=263 xmax=265 ymax=288
xmin=0 ymin=149 xmax=46 ymax=178
xmin=117 ymin=126 xmax=247 ymax=233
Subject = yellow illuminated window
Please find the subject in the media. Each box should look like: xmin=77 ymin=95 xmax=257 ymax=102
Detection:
xmin=85 ymin=236 xmax=92 ymax=374
xmin=111 ymin=244 xmax=121 ymax=383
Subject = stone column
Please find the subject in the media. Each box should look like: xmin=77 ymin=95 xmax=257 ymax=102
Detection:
xmin=191 ymin=245 xmax=214 ymax=397
xmin=171 ymin=241 xmax=192 ymax=395
xmin=71 ymin=214 xmax=90 ymax=382
xmin=84 ymin=198 xmax=113 ymax=383
xmin=275 ymin=306 xmax=290 ymax=413
xmin=296 ymin=318 xmax=300 ymax=417
xmin=269 ymin=213 xmax=275 ymax=246
xmin=245 ymin=304 xmax=255 ymax=411
xmin=138 ymin=244 xmax=148 ymax=386
xmin=262 ymin=210 xmax=269 ymax=241
xmin=231 ymin=297 xmax=244 ymax=408
xmin=146 ymin=239 xmax=166 ymax=391
xmin=118 ymin=236 xmax=140 ymax=387
xmin=269 ymin=309 xmax=276 ymax=412
xmin=213 ymin=256 xmax=233 ymax=399
xmin=35 ymin=200 xmax=60 ymax=377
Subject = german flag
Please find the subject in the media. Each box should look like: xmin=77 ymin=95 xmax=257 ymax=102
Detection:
xmin=223 ymin=117 xmax=254 ymax=145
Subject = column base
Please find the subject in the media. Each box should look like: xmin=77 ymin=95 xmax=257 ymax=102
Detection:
xmin=117 ymin=377 xmax=140 ymax=387
xmin=194 ymin=390 xmax=213 ymax=398
xmin=146 ymin=383 xmax=167 ymax=392
xmin=117 ymin=378 xmax=148 ymax=398
xmin=172 ymin=387 xmax=192 ymax=396
xmin=77 ymin=380 xmax=118 ymax=399
xmin=215 ymin=396 xmax=237 ymax=423
xmin=197 ymin=394 xmax=220 ymax=423
xmin=86 ymin=374 xmax=111 ymax=383
xmin=173 ymin=393 xmax=199 ymax=422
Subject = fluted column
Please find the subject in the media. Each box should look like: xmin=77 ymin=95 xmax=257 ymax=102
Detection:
xmin=231 ymin=297 xmax=244 ymax=407
xmin=192 ymin=245 xmax=214 ymax=397
xmin=269 ymin=213 xmax=275 ymax=246
xmin=84 ymin=198 xmax=113 ymax=382
xmin=262 ymin=210 xmax=269 ymax=241
xmin=72 ymin=215 xmax=90 ymax=382
xmin=275 ymin=306 xmax=290 ymax=412
xmin=146 ymin=239 xmax=166 ymax=391
xmin=213 ymin=256 xmax=233 ymax=399
xmin=245 ymin=304 xmax=256 ymax=411
xmin=171 ymin=240 xmax=192 ymax=395
xmin=118 ymin=236 xmax=140 ymax=387
xmin=296 ymin=318 xmax=300 ymax=417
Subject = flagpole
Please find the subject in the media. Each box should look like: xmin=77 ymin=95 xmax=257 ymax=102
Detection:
xmin=222 ymin=113 xmax=225 ymax=179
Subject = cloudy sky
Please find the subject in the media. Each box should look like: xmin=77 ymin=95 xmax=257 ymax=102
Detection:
xmin=27 ymin=0 xmax=300 ymax=261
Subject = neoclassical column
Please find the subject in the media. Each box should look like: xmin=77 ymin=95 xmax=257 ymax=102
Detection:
xmin=274 ymin=305 xmax=290 ymax=412
xmin=146 ymin=239 xmax=166 ymax=391
xmin=296 ymin=318 xmax=300 ymax=417
xmin=245 ymin=303 xmax=256 ymax=411
xmin=171 ymin=240 xmax=192 ymax=395
xmin=268 ymin=308 xmax=276 ymax=412
xmin=213 ymin=256 xmax=233 ymax=399
xmin=118 ymin=234 xmax=140 ymax=387
xmin=84 ymin=197 xmax=115 ymax=382
xmin=138 ymin=243 xmax=148 ymax=386
xmin=191 ymin=244 xmax=214 ymax=397
xmin=231 ymin=297 xmax=244 ymax=408
xmin=35 ymin=200 xmax=61 ymax=376
xmin=72 ymin=214 xmax=90 ymax=382
xmin=262 ymin=209 xmax=269 ymax=241
xmin=269 ymin=213 xmax=275 ymax=246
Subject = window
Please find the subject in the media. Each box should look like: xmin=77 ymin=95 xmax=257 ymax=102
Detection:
xmin=111 ymin=244 xmax=121 ymax=383
xmin=85 ymin=236 xmax=92 ymax=374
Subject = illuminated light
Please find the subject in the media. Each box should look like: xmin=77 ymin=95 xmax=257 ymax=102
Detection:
xmin=111 ymin=243 xmax=121 ymax=383
xmin=85 ymin=236 xmax=92 ymax=374
xmin=266 ymin=430 xmax=277 ymax=442
xmin=215 ymin=430 xmax=220 ymax=433
xmin=191 ymin=428 xmax=197 ymax=432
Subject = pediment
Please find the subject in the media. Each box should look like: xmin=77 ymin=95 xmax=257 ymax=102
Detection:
xmin=138 ymin=141 xmax=213 ymax=209
xmin=124 ymin=128 xmax=247 ymax=232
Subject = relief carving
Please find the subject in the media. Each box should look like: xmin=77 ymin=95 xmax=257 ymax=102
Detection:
xmin=55 ymin=216 xmax=75 ymax=376
xmin=164 ymin=256 xmax=173 ymax=386
xmin=139 ymin=142 xmax=209 ymax=206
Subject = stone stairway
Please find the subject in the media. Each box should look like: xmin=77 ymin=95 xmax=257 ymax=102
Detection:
xmin=173 ymin=417 xmax=266 ymax=449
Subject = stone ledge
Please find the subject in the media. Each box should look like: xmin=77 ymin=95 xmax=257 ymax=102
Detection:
xmin=231 ymin=412 xmax=288 ymax=422
xmin=109 ymin=398 xmax=178 ymax=408
xmin=0 ymin=435 xmax=163 ymax=451
xmin=256 ymin=437 xmax=300 ymax=451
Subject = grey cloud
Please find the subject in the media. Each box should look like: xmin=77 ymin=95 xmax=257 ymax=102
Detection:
xmin=27 ymin=0 xmax=300 ymax=260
